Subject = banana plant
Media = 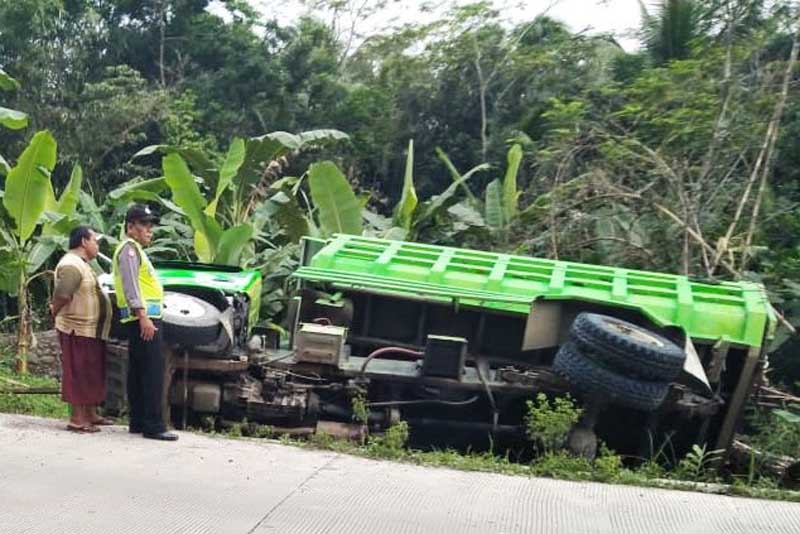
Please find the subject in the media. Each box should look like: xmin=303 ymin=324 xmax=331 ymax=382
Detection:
xmin=129 ymin=129 xmax=348 ymax=265
xmin=393 ymin=140 xmax=419 ymax=232
xmin=380 ymin=140 xmax=489 ymax=241
xmin=437 ymin=144 xmax=524 ymax=233
xmin=0 ymin=131 xmax=83 ymax=373
xmin=484 ymin=143 xmax=523 ymax=230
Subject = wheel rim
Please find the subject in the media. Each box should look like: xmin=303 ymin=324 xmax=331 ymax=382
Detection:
xmin=603 ymin=319 xmax=664 ymax=347
xmin=164 ymin=294 xmax=207 ymax=319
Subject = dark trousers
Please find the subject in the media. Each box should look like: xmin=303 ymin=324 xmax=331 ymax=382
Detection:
xmin=126 ymin=320 xmax=166 ymax=434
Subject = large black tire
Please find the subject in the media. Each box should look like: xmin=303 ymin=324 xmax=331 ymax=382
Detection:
xmin=162 ymin=292 xmax=222 ymax=347
xmin=570 ymin=313 xmax=686 ymax=382
xmin=553 ymin=342 xmax=670 ymax=412
xmin=104 ymin=343 xmax=128 ymax=416
xmin=189 ymin=322 xmax=233 ymax=359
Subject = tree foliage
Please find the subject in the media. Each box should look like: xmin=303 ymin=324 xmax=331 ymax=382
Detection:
xmin=0 ymin=0 xmax=799 ymax=368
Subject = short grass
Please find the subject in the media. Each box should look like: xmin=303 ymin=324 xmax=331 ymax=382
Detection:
xmin=301 ymin=436 xmax=800 ymax=502
xmin=205 ymin=422 xmax=800 ymax=503
xmin=0 ymin=354 xmax=69 ymax=419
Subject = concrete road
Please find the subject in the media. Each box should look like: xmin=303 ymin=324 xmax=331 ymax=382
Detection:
xmin=0 ymin=414 xmax=797 ymax=534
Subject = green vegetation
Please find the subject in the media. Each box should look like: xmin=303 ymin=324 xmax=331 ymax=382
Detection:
xmin=525 ymin=393 xmax=581 ymax=454
xmin=672 ymin=444 xmax=725 ymax=483
xmin=1 ymin=1 xmax=797 ymax=361
xmin=1 ymin=1 xmax=798 ymax=356
xmin=350 ymin=391 xmax=369 ymax=427
xmin=0 ymin=354 xmax=68 ymax=419
xmin=750 ymin=408 xmax=800 ymax=458
xmin=0 ymin=0 xmax=799 ymax=502
xmin=365 ymin=421 xmax=410 ymax=459
xmin=265 ymin=422 xmax=800 ymax=503
xmin=187 ymin=393 xmax=797 ymax=501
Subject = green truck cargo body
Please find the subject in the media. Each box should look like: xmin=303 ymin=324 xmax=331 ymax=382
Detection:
xmin=294 ymin=234 xmax=775 ymax=349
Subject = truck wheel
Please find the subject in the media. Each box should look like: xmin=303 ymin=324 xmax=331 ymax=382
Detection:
xmin=104 ymin=342 xmax=128 ymax=416
xmin=553 ymin=342 xmax=670 ymax=412
xmin=162 ymin=292 xmax=222 ymax=347
xmin=189 ymin=327 xmax=233 ymax=360
xmin=567 ymin=426 xmax=598 ymax=460
xmin=570 ymin=313 xmax=686 ymax=382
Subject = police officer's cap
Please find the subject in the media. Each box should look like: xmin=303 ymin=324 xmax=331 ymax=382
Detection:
xmin=126 ymin=204 xmax=160 ymax=225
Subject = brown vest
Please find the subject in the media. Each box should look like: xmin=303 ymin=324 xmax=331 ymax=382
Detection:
xmin=54 ymin=252 xmax=111 ymax=340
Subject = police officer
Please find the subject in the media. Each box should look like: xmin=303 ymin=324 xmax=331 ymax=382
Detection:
xmin=113 ymin=204 xmax=178 ymax=441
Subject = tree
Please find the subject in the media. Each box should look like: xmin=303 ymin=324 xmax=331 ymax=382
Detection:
xmin=298 ymin=0 xmax=400 ymax=67
xmin=1 ymin=132 xmax=82 ymax=373
xmin=0 ymin=68 xmax=28 ymax=174
xmin=639 ymin=0 xmax=703 ymax=63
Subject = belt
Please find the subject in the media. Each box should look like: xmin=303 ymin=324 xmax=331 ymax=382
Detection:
xmin=119 ymin=302 xmax=162 ymax=319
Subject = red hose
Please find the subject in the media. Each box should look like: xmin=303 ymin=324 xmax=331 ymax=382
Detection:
xmin=360 ymin=346 xmax=423 ymax=374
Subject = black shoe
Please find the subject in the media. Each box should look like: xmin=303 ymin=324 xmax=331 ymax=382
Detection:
xmin=143 ymin=431 xmax=179 ymax=441
xmin=129 ymin=427 xmax=142 ymax=434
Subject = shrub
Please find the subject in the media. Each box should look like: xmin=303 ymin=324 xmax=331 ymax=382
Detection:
xmin=367 ymin=421 xmax=409 ymax=459
xmin=672 ymin=444 xmax=723 ymax=482
xmin=525 ymin=393 xmax=582 ymax=454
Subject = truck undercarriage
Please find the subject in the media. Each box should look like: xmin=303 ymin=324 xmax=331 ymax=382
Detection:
xmin=104 ymin=235 xmax=774 ymax=461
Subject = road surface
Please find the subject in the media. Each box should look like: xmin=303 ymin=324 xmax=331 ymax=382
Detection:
xmin=0 ymin=414 xmax=797 ymax=534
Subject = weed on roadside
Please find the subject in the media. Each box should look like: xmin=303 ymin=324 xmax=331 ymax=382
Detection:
xmin=366 ymin=421 xmax=409 ymax=459
xmin=748 ymin=407 xmax=800 ymax=459
xmin=0 ymin=358 xmax=68 ymax=419
xmin=525 ymin=393 xmax=582 ymax=454
xmin=671 ymin=444 xmax=724 ymax=483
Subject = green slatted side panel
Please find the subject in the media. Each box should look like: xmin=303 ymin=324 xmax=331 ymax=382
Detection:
xmin=295 ymin=235 xmax=774 ymax=348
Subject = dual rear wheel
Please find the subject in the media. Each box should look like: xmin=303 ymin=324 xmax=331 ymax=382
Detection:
xmin=554 ymin=313 xmax=686 ymax=412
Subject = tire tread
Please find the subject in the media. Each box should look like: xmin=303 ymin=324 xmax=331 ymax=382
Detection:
xmin=553 ymin=342 xmax=669 ymax=412
xmin=570 ymin=313 xmax=685 ymax=381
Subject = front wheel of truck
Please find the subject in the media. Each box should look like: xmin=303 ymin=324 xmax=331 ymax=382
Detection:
xmin=162 ymin=292 xmax=223 ymax=347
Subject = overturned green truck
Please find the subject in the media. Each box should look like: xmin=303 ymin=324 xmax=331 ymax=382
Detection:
xmin=105 ymin=234 xmax=776 ymax=459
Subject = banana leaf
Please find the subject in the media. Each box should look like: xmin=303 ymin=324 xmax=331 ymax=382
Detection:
xmin=417 ymin=162 xmax=488 ymax=225
xmin=485 ymin=179 xmax=505 ymax=229
xmin=0 ymin=69 xmax=20 ymax=91
xmin=435 ymin=147 xmax=479 ymax=203
xmin=0 ymin=106 xmax=27 ymax=130
xmin=43 ymin=164 xmax=83 ymax=236
xmin=208 ymin=137 xmax=245 ymax=216
xmin=133 ymin=145 xmax=217 ymax=183
xmin=3 ymin=131 xmax=57 ymax=244
xmin=236 ymin=130 xmax=347 ymax=190
xmin=393 ymin=139 xmax=418 ymax=230
xmin=215 ymin=223 xmax=254 ymax=266
xmin=162 ymin=153 xmax=221 ymax=261
xmin=108 ymin=177 xmax=168 ymax=200
xmin=502 ymin=144 xmax=523 ymax=222
xmin=308 ymin=161 xmax=362 ymax=237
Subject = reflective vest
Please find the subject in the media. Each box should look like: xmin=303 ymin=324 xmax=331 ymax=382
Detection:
xmin=112 ymin=238 xmax=164 ymax=323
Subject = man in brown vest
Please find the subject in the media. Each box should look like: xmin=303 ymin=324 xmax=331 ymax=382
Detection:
xmin=51 ymin=226 xmax=113 ymax=433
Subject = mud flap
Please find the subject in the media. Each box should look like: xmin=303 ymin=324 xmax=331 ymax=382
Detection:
xmin=677 ymin=336 xmax=713 ymax=397
xmin=522 ymin=300 xmax=565 ymax=351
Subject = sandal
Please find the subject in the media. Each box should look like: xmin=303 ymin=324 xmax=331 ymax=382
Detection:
xmin=89 ymin=417 xmax=115 ymax=426
xmin=66 ymin=423 xmax=100 ymax=433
